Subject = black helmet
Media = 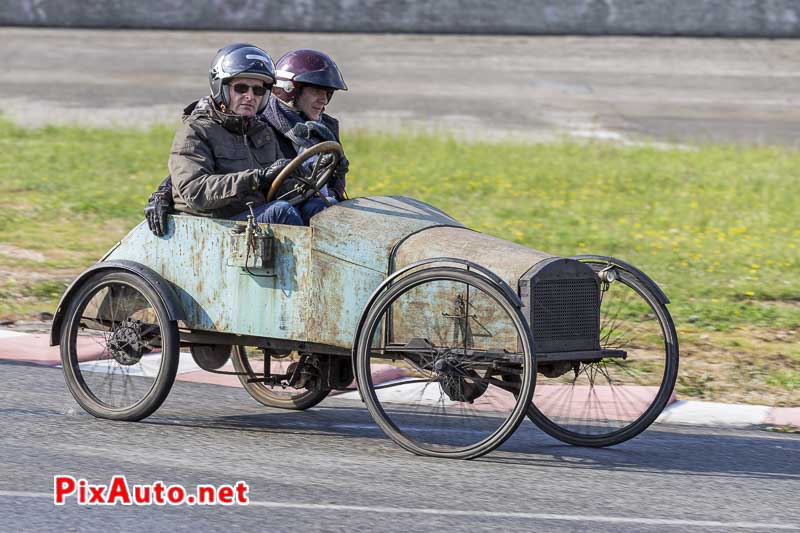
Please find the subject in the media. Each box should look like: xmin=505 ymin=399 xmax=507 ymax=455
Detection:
xmin=273 ymin=49 xmax=347 ymax=104
xmin=209 ymin=43 xmax=275 ymax=113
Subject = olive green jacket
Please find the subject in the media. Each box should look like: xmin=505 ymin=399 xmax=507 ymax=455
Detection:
xmin=168 ymin=99 xmax=282 ymax=218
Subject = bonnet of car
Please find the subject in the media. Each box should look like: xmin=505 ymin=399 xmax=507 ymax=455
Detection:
xmin=308 ymin=195 xmax=466 ymax=274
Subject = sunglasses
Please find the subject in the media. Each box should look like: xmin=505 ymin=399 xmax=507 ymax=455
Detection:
xmin=231 ymin=83 xmax=269 ymax=96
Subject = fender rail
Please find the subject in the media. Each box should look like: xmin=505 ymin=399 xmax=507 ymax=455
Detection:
xmin=570 ymin=254 xmax=670 ymax=305
xmin=49 ymin=260 xmax=185 ymax=346
xmin=350 ymin=256 xmax=522 ymax=394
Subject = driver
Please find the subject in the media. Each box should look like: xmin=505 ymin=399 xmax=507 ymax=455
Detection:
xmin=148 ymin=43 xmax=309 ymax=234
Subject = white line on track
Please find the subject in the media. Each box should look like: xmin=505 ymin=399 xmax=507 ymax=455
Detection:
xmin=0 ymin=329 xmax=28 ymax=339
xmin=1 ymin=491 xmax=797 ymax=530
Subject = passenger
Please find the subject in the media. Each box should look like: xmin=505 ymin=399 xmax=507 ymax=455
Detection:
xmin=265 ymin=49 xmax=350 ymax=223
xmin=145 ymin=43 xmax=308 ymax=236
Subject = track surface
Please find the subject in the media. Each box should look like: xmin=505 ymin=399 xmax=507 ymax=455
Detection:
xmin=1 ymin=363 xmax=798 ymax=532
xmin=1 ymin=28 xmax=799 ymax=144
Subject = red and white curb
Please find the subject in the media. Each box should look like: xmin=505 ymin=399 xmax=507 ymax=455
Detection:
xmin=2 ymin=328 xmax=798 ymax=430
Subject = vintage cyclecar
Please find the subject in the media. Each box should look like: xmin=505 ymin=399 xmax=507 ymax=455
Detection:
xmin=51 ymin=143 xmax=679 ymax=459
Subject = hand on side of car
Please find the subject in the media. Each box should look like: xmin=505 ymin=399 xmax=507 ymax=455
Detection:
xmin=144 ymin=177 xmax=175 ymax=237
xmin=327 ymin=155 xmax=348 ymax=201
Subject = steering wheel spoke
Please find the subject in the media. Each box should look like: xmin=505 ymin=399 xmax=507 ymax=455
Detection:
xmin=293 ymin=174 xmax=318 ymax=188
xmin=266 ymin=141 xmax=343 ymax=205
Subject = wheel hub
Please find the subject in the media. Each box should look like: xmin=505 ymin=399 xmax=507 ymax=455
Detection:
xmin=434 ymin=354 xmax=488 ymax=403
xmin=107 ymin=318 xmax=144 ymax=365
xmin=284 ymin=360 xmax=320 ymax=390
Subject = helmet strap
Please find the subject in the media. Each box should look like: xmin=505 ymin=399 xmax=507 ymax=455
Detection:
xmin=221 ymin=84 xmax=231 ymax=109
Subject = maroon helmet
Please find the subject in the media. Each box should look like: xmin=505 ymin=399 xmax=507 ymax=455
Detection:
xmin=273 ymin=49 xmax=347 ymax=104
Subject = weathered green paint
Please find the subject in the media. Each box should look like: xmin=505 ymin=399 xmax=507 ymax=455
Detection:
xmin=107 ymin=216 xmax=313 ymax=340
xmin=310 ymin=196 xmax=464 ymax=274
xmin=102 ymin=196 xmax=554 ymax=350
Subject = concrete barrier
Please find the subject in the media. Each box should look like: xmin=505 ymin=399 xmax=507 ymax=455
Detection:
xmin=1 ymin=0 xmax=799 ymax=37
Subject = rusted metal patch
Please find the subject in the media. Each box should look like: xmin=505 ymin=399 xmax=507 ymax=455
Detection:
xmin=105 ymin=216 xmax=312 ymax=340
xmin=310 ymin=196 xmax=465 ymax=274
xmin=100 ymin=197 xmax=555 ymax=353
xmin=306 ymin=249 xmax=385 ymax=348
xmin=393 ymin=226 xmax=553 ymax=289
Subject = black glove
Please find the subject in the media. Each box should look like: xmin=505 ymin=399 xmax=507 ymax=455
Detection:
xmin=320 ymin=153 xmax=337 ymax=169
xmin=305 ymin=121 xmax=337 ymax=142
xmin=330 ymin=155 xmax=349 ymax=200
xmin=254 ymin=158 xmax=293 ymax=191
xmin=144 ymin=176 xmax=174 ymax=237
xmin=333 ymin=155 xmax=349 ymax=178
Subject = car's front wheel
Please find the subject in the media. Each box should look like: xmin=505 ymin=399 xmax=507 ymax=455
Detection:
xmin=528 ymin=259 xmax=679 ymax=447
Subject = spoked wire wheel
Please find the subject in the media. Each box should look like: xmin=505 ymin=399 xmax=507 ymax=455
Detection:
xmin=356 ymin=267 xmax=535 ymax=459
xmin=528 ymin=260 xmax=679 ymax=447
xmin=231 ymin=346 xmax=331 ymax=410
xmin=60 ymin=270 xmax=179 ymax=421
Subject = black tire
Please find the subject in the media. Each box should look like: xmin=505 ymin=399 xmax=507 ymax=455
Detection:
xmin=60 ymin=270 xmax=179 ymax=421
xmin=355 ymin=267 xmax=536 ymax=459
xmin=231 ymin=346 xmax=331 ymax=410
xmin=528 ymin=260 xmax=679 ymax=447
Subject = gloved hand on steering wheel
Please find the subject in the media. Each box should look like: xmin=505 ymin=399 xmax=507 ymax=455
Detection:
xmin=330 ymin=155 xmax=349 ymax=200
xmin=254 ymin=158 xmax=318 ymax=202
xmin=254 ymin=159 xmax=296 ymax=191
xmin=264 ymin=141 xmax=344 ymax=205
xmin=258 ymin=154 xmax=336 ymax=199
xmin=299 ymin=153 xmax=337 ymax=177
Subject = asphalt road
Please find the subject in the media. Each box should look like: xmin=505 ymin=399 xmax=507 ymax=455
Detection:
xmin=1 ymin=362 xmax=798 ymax=532
xmin=1 ymin=28 xmax=800 ymax=145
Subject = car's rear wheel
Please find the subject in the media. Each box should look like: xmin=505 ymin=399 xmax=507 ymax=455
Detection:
xmin=231 ymin=346 xmax=331 ymax=410
xmin=60 ymin=270 xmax=179 ymax=421
xmin=527 ymin=260 xmax=679 ymax=447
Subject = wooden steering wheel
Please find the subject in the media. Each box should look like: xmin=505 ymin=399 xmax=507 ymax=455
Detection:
xmin=266 ymin=141 xmax=344 ymax=206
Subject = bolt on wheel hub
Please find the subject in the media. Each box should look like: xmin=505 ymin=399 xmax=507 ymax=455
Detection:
xmin=107 ymin=318 xmax=144 ymax=365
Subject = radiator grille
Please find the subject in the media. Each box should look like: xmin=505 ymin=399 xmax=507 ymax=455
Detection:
xmin=531 ymin=277 xmax=599 ymax=352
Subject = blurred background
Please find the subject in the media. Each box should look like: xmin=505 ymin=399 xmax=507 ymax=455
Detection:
xmin=0 ymin=0 xmax=798 ymax=408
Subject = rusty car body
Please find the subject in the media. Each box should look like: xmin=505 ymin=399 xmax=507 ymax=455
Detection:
xmin=52 ymin=165 xmax=679 ymax=460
